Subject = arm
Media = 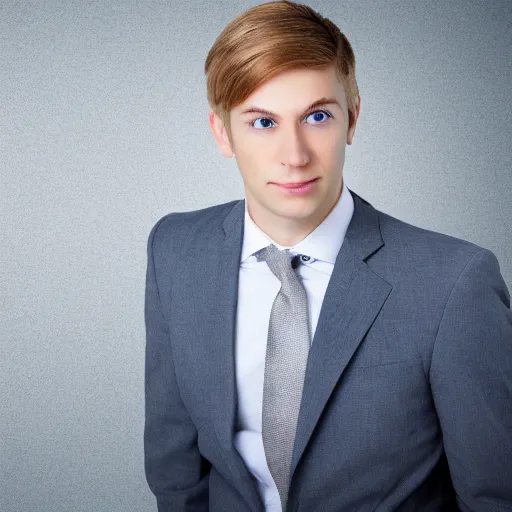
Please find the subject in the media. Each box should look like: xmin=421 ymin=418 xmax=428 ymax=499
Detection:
xmin=144 ymin=217 xmax=211 ymax=511
xmin=429 ymin=248 xmax=512 ymax=511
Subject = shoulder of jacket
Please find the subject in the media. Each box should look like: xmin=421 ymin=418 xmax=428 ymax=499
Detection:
xmin=370 ymin=207 xmax=492 ymax=281
xmin=147 ymin=198 xmax=241 ymax=255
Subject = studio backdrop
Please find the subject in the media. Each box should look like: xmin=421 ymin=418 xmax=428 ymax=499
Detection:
xmin=1 ymin=1 xmax=511 ymax=511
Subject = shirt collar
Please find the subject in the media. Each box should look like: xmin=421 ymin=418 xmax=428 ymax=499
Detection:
xmin=240 ymin=180 xmax=354 ymax=264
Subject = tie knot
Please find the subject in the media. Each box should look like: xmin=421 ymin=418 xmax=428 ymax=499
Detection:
xmin=255 ymin=244 xmax=301 ymax=288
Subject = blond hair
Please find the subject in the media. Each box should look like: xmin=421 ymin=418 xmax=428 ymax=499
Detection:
xmin=204 ymin=0 xmax=359 ymax=143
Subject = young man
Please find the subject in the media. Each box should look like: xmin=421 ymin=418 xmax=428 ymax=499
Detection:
xmin=144 ymin=1 xmax=512 ymax=511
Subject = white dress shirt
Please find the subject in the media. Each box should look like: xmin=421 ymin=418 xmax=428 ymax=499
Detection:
xmin=233 ymin=180 xmax=355 ymax=511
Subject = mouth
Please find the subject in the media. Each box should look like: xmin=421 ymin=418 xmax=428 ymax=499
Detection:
xmin=271 ymin=177 xmax=319 ymax=189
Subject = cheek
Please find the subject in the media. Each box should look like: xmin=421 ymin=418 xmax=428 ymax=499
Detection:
xmin=305 ymin=130 xmax=342 ymax=156
xmin=318 ymin=130 xmax=344 ymax=149
xmin=235 ymin=145 xmax=272 ymax=176
xmin=237 ymin=161 xmax=267 ymax=188
xmin=235 ymin=141 xmax=267 ymax=165
xmin=325 ymin=133 xmax=346 ymax=160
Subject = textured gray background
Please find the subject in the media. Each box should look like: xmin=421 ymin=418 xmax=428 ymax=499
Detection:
xmin=1 ymin=0 xmax=511 ymax=511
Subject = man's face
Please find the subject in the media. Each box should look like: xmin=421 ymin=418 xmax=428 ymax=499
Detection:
xmin=209 ymin=65 xmax=359 ymax=240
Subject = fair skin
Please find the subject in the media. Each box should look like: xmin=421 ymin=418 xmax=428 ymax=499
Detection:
xmin=209 ymin=64 xmax=360 ymax=247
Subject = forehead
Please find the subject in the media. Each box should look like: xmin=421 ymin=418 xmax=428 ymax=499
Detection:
xmin=233 ymin=65 xmax=346 ymax=115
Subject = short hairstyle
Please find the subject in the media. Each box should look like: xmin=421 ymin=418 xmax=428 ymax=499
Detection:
xmin=204 ymin=0 xmax=359 ymax=142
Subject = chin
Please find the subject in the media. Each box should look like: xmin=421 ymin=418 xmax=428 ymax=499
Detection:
xmin=275 ymin=204 xmax=319 ymax=218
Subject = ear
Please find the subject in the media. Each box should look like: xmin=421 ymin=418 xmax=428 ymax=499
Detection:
xmin=208 ymin=111 xmax=235 ymax=158
xmin=346 ymin=96 xmax=361 ymax=145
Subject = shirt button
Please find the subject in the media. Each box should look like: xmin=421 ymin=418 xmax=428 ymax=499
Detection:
xmin=301 ymin=255 xmax=311 ymax=262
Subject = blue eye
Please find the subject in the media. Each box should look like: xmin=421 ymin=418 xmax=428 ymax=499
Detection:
xmin=252 ymin=118 xmax=274 ymax=130
xmin=249 ymin=110 xmax=332 ymax=130
xmin=307 ymin=110 xmax=332 ymax=124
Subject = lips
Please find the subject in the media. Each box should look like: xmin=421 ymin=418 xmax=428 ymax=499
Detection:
xmin=274 ymin=178 xmax=318 ymax=189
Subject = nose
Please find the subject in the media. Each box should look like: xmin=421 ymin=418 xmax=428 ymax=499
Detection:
xmin=280 ymin=125 xmax=310 ymax=167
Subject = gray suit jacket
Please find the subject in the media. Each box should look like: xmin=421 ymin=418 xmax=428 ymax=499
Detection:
xmin=144 ymin=188 xmax=512 ymax=511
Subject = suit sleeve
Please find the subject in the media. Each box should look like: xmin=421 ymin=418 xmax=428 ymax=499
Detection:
xmin=144 ymin=217 xmax=211 ymax=512
xmin=429 ymin=248 xmax=512 ymax=511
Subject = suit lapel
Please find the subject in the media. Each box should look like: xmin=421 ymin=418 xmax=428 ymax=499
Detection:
xmin=202 ymin=188 xmax=392 ymax=510
xmin=288 ymin=191 xmax=393 ymax=481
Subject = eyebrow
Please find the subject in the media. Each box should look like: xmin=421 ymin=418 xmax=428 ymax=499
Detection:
xmin=239 ymin=97 xmax=341 ymax=119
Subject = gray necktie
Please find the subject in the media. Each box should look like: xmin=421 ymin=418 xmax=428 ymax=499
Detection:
xmin=255 ymin=244 xmax=311 ymax=512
